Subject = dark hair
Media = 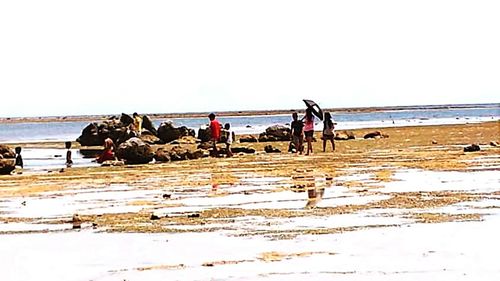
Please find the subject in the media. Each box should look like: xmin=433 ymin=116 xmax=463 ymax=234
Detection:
xmin=305 ymin=108 xmax=313 ymax=120
xmin=208 ymin=113 xmax=216 ymax=120
xmin=133 ymin=112 xmax=138 ymax=117
xmin=224 ymin=123 xmax=230 ymax=129
xmin=15 ymin=146 xmax=22 ymax=154
xmin=65 ymin=141 xmax=72 ymax=149
xmin=324 ymin=112 xmax=333 ymax=127
xmin=292 ymin=112 xmax=298 ymax=119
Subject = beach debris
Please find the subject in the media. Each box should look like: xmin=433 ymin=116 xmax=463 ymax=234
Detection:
xmin=264 ymin=145 xmax=281 ymax=153
xmin=491 ymin=141 xmax=499 ymax=147
xmin=187 ymin=213 xmax=200 ymax=218
xmin=432 ymin=139 xmax=438 ymax=144
xmin=464 ymin=144 xmax=480 ymax=152
xmin=162 ymin=194 xmax=171 ymax=199
xmin=364 ymin=131 xmax=388 ymax=139
xmin=239 ymin=135 xmax=258 ymax=143
xmin=72 ymin=214 xmax=82 ymax=229
xmin=116 ymin=137 xmax=154 ymax=164
xmin=258 ymin=125 xmax=291 ymax=142
xmin=157 ymin=121 xmax=195 ymax=144
xmin=335 ymin=131 xmax=356 ymax=140
xmin=150 ymin=214 xmax=161 ymax=220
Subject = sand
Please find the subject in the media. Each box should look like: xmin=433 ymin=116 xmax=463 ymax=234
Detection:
xmin=0 ymin=121 xmax=499 ymax=280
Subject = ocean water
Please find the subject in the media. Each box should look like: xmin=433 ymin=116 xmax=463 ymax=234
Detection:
xmin=0 ymin=104 xmax=498 ymax=143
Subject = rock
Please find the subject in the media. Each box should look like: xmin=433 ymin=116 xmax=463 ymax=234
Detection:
xmin=157 ymin=122 xmax=196 ymax=144
xmin=334 ymin=131 xmax=355 ymax=140
xmin=197 ymin=126 xmax=211 ymax=143
xmin=232 ymin=147 xmax=256 ymax=154
xmin=258 ymin=125 xmax=291 ymax=142
xmin=0 ymin=144 xmax=16 ymax=158
xmin=141 ymin=115 xmax=157 ymax=136
xmin=197 ymin=142 xmax=212 ymax=150
xmin=171 ymin=136 xmax=200 ymax=145
xmin=239 ymin=135 xmax=258 ymax=143
xmin=120 ymin=113 xmax=134 ymax=126
xmin=150 ymin=214 xmax=161 ymax=220
xmin=364 ymin=131 xmax=388 ymax=139
xmin=464 ymin=144 xmax=480 ymax=152
xmin=432 ymin=140 xmax=438 ymax=144
xmin=140 ymin=131 xmax=161 ymax=144
xmin=115 ymin=137 xmax=154 ymax=164
xmin=264 ymin=145 xmax=281 ymax=153
xmin=491 ymin=141 xmax=499 ymax=147
xmin=0 ymin=159 xmax=15 ymax=175
xmin=154 ymin=148 xmax=170 ymax=162
xmin=186 ymin=149 xmax=206 ymax=160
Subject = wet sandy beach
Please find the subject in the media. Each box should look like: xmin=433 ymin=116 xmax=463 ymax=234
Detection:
xmin=1 ymin=121 xmax=499 ymax=280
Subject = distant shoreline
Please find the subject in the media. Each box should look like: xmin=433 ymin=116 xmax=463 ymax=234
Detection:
xmin=1 ymin=103 xmax=498 ymax=124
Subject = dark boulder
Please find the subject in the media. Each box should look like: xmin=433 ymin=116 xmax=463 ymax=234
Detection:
xmin=0 ymin=145 xmax=16 ymax=159
xmin=115 ymin=137 xmax=153 ymax=164
xmin=197 ymin=126 xmax=211 ymax=143
xmin=232 ymin=147 xmax=256 ymax=154
xmin=142 ymin=115 xmax=157 ymax=136
xmin=0 ymin=160 xmax=15 ymax=175
xmin=264 ymin=145 xmax=281 ymax=153
xmin=239 ymin=135 xmax=258 ymax=143
xmin=157 ymin=122 xmax=195 ymax=144
xmin=364 ymin=131 xmax=388 ymax=139
xmin=335 ymin=131 xmax=355 ymax=140
xmin=140 ymin=131 xmax=160 ymax=144
xmin=154 ymin=148 xmax=170 ymax=162
xmin=120 ymin=113 xmax=134 ymax=126
xmin=258 ymin=125 xmax=291 ymax=142
xmin=464 ymin=144 xmax=480 ymax=152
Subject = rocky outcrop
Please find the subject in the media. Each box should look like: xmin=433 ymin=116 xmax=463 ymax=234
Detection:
xmin=142 ymin=115 xmax=157 ymax=136
xmin=139 ymin=131 xmax=160 ymax=144
xmin=0 ymin=145 xmax=15 ymax=175
xmin=334 ymin=131 xmax=355 ymax=140
xmin=258 ymin=125 xmax=291 ymax=142
xmin=115 ymin=137 xmax=154 ymax=164
xmin=77 ymin=114 xmax=139 ymax=146
xmin=120 ymin=113 xmax=134 ymax=126
xmin=197 ymin=126 xmax=211 ymax=143
xmin=154 ymin=146 xmax=208 ymax=162
xmin=157 ymin=122 xmax=195 ymax=144
xmin=0 ymin=145 xmax=16 ymax=159
xmin=239 ymin=135 xmax=258 ymax=143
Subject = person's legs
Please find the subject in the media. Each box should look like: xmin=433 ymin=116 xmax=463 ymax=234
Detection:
xmin=322 ymin=136 xmax=327 ymax=152
xmin=226 ymin=143 xmax=233 ymax=157
xmin=331 ymin=138 xmax=335 ymax=151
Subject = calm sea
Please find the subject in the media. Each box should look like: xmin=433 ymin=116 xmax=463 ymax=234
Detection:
xmin=1 ymin=104 xmax=498 ymax=143
xmin=1 ymin=104 xmax=498 ymax=171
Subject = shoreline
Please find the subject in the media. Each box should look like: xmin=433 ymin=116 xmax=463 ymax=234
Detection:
xmin=1 ymin=102 xmax=498 ymax=124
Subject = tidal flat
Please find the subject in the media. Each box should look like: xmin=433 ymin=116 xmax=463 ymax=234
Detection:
xmin=1 ymin=121 xmax=499 ymax=280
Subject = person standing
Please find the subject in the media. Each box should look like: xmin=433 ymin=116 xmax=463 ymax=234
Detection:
xmin=208 ymin=113 xmax=221 ymax=157
xmin=132 ymin=112 xmax=143 ymax=137
xmin=290 ymin=112 xmax=304 ymax=154
xmin=303 ymin=108 xmax=315 ymax=155
xmin=322 ymin=112 xmax=335 ymax=152
xmin=223 ymin=123 xmax=234 ymax=157
xmin=14 ymin=146 xmax=23 ymax=168
xmin=65 ymin=141 xmax=73 ymax=167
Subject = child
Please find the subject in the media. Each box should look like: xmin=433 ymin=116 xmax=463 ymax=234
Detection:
xmin=303 ymin=108 xmax=315 ymax=155
xmin=15 ymin=146 xmax=23 ymax=168
xmin=208 ymin=113 xmax=221 ymax=157
xmin=322 ymin=112 xmax=335 ymax=152
xmin=223 ymin=123 xmax=234 ymax=157
xmin=290 ymin=112 xmax=304 ymax=154
xmin=132 ymin=112 xmax=143 ymax=137
xmin=65 ymin=141 xmax=73 ymax=167
xmin=97 ymin=138 xmax=116 ymax=163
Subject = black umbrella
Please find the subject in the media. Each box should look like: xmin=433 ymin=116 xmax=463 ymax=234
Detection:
xmin=303 ymin=99 xmax=324 ymax=121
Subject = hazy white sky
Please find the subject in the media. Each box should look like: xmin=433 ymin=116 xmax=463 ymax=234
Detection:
xmin=1 ymin=0 xmax=499 ymax=117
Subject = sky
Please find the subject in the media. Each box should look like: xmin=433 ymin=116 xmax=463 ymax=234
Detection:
xmin=0 ymin=1 xmax=499 ymax=117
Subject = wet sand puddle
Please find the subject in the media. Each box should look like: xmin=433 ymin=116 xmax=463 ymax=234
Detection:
xmin=1 ymin=165 xmax=500 ymax=280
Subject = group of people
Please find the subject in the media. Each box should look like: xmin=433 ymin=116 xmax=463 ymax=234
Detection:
xmin=208 ymin=113 xmax=234 ymax=157
xmin=290 ymin=109 xmax=336 ymax=155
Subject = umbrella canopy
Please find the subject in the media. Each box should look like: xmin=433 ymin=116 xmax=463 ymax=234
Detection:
xmin=303 ymin=99 xmax=324 ymax=121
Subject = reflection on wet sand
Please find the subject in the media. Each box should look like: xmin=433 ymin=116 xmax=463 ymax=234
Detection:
xmin=292 ymin=169 xmax=333 ymax=209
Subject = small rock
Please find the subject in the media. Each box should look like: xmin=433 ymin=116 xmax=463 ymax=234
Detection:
xmin=264 ymin=145 xmax=281 ymax=153
xmin=491 ymin=141 xmax=499 ymax=147
xmin=187 ymin=213 xmax=200 ymax=218
xmin=431 ymin=140 xmax=438 ymax=144
xmin=162 ymin=194 xmax=171 ymax=199
xmin=150 ymin=214 xmax=161 ymax=220
xmin=464 ymin=144 xmax=480 ymax=152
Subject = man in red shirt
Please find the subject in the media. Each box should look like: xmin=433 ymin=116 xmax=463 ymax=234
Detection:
xmin=208 ymin=113 xmax=221 ymax=156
